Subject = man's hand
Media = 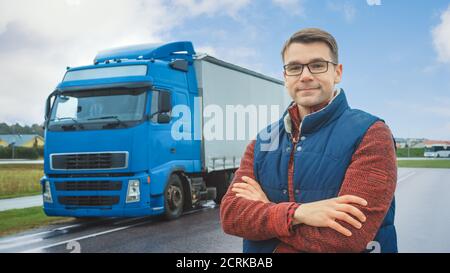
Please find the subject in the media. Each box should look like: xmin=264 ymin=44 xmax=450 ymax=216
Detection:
xmin=231 ymin=176 xmax=270 ymax=204
xmin=231 ymin=176 xmax=367 ymax=237
xmin=293 ymin=195 xmax=368 ymax=237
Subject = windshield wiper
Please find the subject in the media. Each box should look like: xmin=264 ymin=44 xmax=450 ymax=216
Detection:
xmin=49 ymin=117 xmax=84 ymax=130
xmin=88 ymin=116 xmax=128 ymax=128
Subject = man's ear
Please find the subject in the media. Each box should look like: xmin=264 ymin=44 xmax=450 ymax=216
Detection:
xmin=334 ymin=64 xmax=343 ymax=84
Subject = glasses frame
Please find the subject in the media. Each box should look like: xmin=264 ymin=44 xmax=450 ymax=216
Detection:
xmin=283 ymin=60 xmax=338 ymax=76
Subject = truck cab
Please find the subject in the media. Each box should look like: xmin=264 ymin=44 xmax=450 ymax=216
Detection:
xmin=42 ymin=42 xmax=218 ymax=218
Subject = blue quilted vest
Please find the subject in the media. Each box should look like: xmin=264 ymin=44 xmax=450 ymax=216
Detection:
xmin=245 ymin=89 xmax=397 ymax=253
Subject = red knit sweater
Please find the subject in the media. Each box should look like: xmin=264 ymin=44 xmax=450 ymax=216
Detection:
xmin=220 ymin=102 xmax=397 ymax=253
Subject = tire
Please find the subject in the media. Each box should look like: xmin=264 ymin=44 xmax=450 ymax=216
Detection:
xmin=164 ymin=174 xmax=184 ymax=220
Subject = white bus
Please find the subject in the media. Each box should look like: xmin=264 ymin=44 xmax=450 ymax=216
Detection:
xmin=424 ymin=144 xmax=450 ymax=158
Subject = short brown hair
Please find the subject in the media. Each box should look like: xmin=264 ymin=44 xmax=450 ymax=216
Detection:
xmin=281 ymin=28 xmax=339 ymax=63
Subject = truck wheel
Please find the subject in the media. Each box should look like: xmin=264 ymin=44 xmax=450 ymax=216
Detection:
xmin=164 ymin=175 xmax=184 ymax=220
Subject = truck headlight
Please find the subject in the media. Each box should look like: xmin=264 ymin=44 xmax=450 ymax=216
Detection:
xmin=43 ymin=181 xmax=53 ymax=203
xmin=126 ymin=180 xmax=140 ymax=203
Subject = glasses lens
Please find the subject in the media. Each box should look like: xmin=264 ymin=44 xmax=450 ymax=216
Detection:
xmin=285 ymin=64 xmax=303 ymax=75
xmin=308 ymin=61 xmax=328 ymax=73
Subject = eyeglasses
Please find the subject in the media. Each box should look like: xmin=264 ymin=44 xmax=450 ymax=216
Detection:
xmin=283 ymin=60 xmax=337 ymax=76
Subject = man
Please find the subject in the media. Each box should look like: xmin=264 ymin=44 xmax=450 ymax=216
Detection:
xmin=220 ymin=28 xmax=397 ymax=253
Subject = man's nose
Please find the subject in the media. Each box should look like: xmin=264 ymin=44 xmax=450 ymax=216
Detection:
xmin=299 ymin=67 xmax=314 ymax=82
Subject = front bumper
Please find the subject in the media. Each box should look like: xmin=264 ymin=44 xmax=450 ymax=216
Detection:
xmin=41 ymin=172 xmax=164 ymax=217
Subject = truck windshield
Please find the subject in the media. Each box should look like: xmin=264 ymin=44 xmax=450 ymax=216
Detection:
xmin=48 ymin=88 xmax=147 ymax=130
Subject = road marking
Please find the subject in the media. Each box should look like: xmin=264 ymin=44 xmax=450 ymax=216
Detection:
xmin=398 ymin=171 xmax=416 ymax=183
xmin=0 ymin=218 xmax=143 ymax=252
xmin=20 ymin=223 xmax=143 ymax=253
xmin=0 ymin=238 xmax=44 ymax=251
xmin=0 ymin=217 xmax=119 ymax=245
xmin=0 ymin=223 xmax=82 ymax=244
xmin=18 ymin=207 xmax=218 ymax=253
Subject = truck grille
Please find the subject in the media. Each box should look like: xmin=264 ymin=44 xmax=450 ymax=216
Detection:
xmin=59 ymin=196 xmax=120 ymax=206
xmin=55 ymin=181 xmax=122 ymax=191
xmin=48 ymin=173 xmax=133 ymax=178
xmin=51 ymin=152 xmax=128 ymax=170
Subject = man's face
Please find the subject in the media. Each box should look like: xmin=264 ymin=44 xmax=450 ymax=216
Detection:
xmin=283 ymin=42 xmax=343 ymax=107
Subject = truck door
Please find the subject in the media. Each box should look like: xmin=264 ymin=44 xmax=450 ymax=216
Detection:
xmin=148 ymin=88 xmax=174 ymax=169
xmin=170 ymin=90 xmax=194 ymax=165
xmin=148 ymin=88 xmax=193 ymax=169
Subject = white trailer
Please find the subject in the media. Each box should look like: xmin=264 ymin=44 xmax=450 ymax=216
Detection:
xmin=194 ymin=55 xmax=291 ymax=172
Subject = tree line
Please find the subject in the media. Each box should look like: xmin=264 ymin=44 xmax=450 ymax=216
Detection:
xmin=0 ymin=122 xmax=44 ymax=137
xmin=0 ymin=122 xmax=44 ymax=159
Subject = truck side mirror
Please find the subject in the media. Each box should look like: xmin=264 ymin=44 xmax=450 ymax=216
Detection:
xmin=158 ymin=92 xmax=171 ymax=113
xmin=44 ymin=90 xmax=61 ymax=128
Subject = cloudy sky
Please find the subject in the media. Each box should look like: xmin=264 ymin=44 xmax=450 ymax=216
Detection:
xmin=0 ymin=0 xmax=450 ymax=140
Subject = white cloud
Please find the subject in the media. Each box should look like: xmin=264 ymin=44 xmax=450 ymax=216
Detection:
xmin=422 ymin=63 xmax=442 ymax=74
xmin=0 ymin=0 xmax=175 ymax=46
xmin=0 ymin=0 xmax=254 ymax=125
xmin=366 ymin=0 xmax=381 ymax=6
xmin=327 ymin=1 xmax=356 ymax=22
xmin=272 ymin=0 xmax=305 ymax=16
xmin=0 ymin=0 xmax=176 ymax=125
xmin=432 ymin=5 xmax=450 ymax=63
xmin=173 ymin=0 xmax=251 ymax=17
xmin=196 ymin=46 xmax=218 ymax=56
xmin=196 ymin=45 xmax=265 ymax=73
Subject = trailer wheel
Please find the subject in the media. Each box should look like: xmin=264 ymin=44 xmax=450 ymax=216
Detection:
xmin=164 ymin=175 xmax=184 ymax=220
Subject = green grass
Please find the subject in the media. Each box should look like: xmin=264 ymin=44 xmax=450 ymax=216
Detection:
xmin=0 ymin=206 xmax=72 ymax=237
xmin=397 ymin=160 xmax=450 ymax=168
xmin=0 ymin=164 xmax=43 ymax=199
xmin=396 ymin=148 xmax=425 ymax=158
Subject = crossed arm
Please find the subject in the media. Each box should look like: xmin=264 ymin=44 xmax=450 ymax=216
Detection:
xmin=220 ymin=121 xmax=397 ymax=252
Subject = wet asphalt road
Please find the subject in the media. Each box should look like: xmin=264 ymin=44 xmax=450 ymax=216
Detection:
xmin=0 ymin=202 xmax=241 ymax=253
xmin=395 ymin=168 xmax=450 ymax=252
xmin=0 ymin=168 xmax=449 ymax=253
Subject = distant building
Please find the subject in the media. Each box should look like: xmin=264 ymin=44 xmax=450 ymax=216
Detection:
xmin=0 ymin=134 xmax=44 ymax=148
xmin=394 ymin=138 xmax=407 ymax=148
xmin=411 ymin=142 xmax=426 ymax=148
xmin=394 ymin=138 xmax=427 ymax=148
xmin=423 ymin=140 xmax=450 ymax=147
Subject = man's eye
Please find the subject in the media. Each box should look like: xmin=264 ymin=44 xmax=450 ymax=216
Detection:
xmin=288 ymin=65 xmax=302 ymax=71
xmin=310 ymin=62 xmax=326 ymax=69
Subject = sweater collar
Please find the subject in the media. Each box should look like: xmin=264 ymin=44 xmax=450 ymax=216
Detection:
xmin=283 ymin=88 xmax=349 ymax=135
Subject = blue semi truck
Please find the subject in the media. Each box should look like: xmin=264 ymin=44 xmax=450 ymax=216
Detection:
xmin=41 ymin=41 xmax=288 ymax=219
